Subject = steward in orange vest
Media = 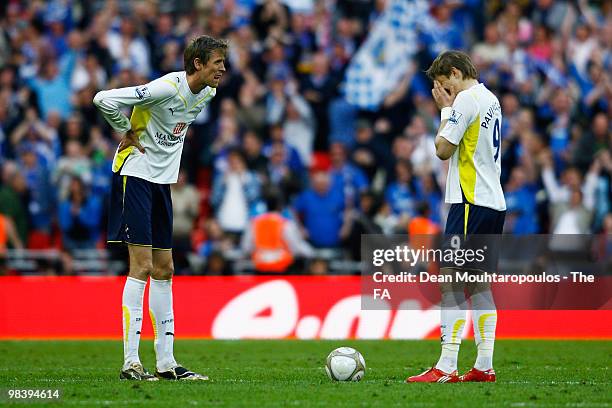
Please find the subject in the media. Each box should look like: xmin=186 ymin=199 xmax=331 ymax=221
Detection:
xmin=242 ymin=193 xmax=313 ymax=273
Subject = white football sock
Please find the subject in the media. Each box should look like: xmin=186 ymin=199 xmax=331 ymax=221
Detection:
xmin=471 ymin=290 xmax=497 ymax=371
xmin=435 ymin=291 xmax=467 ymax=373
xmin=149 ymin=278 xmax=177 ymax=371
xmin=122 ymin=277 xmax=146 ymax=368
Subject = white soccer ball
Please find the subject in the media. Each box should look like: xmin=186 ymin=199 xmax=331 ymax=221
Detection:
xmin=325 ymin=347 xmax=366 ymax=381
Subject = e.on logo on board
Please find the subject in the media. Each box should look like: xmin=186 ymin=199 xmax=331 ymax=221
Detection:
xmin=211 ymin=280 xmax=445 ymax=340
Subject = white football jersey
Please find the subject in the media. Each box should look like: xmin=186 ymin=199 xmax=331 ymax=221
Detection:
xmin=94 ymin=71 xmax=216 ymax=184
xmin=439 ymin=83 xmax=506 ymax=211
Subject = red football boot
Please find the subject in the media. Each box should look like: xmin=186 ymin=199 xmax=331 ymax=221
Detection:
xmin=405 ymin=367 xmax=459 ymax=383
xmin=459 ymin=367 xmax=496 ymax=382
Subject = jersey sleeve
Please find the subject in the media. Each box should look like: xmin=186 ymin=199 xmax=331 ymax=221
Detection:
xmin=93 ymin=78 xmax=176 ymax=133
xmin=439 ymin=91 xmax=479 ymax=146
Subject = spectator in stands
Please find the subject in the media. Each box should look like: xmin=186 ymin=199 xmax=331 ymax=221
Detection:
xmin=211 ymin=148 xmax=262 ymax=238
xmin=266 ymin=142 xmax=304 ymax=200
xmin=204 ymin=251 xmax=231 ymax=275
xmin=540 ymin=149 xmax=598 ymax=212
xmin=243 ymin=131 xmax=268 ymax=176
xmin=18 ymin=143 xmax=54 ymax=241
xmin=106 ymin=17 xmax=151 ymax=78
xmin=550 ymin=188 xmax=593 ymax=235
xmin=0 ymin=162 xmax=29 ymax=245
xmin=329 ymin=142 xmax=368 ymax=207
xmin=236 ymin=72 xmax=267 ymax=134
xmin=408 ymin=201 xmax=440 ymax=236
xmin=72 ymin=52 xmax=107 ymax=92
xmin=267 ymin=77 xmax=315 ymax=166
xmin=242 ymin=191 xmax=313 ymax=272
xmin=25 ymin=36 xmax=78 ymax=120
xmin=171 ymin=170 xmax=200 ymax=272
xmin=419 ymin=2 xmax=464 ymax=61
xmin=294 ymin=170 xmax=345 ymax=248
xmin=196 ymin=218 xmax=235 ymax=260
xmin=473 ymin=23 xmax=510 ymax=67
xmin=53 ymin=140 xmax=92 ymax=200
xmin=211 ymin=100 xmax=242 ymax=171
xmin=417 ymin=172 xmax=443 ymax=225
xmin=527 ymin=25 xmax=554 ymax=63
xmin=301 ymin=51 xmax=337 ymax=150
xmin=10 ymin=108 xmax=59 ymax=169
xmin=58 ymin=176 xmax=102 ymax=250
xmin=404 ymin=115 xmax=439 ymax=178
xmin=281 ymin=86 xmax=315 ymax=166
xmin=341 ymin=190 xmax=383 ymax=260
xmin=263 ymin=123 xmax=304 ymax=174
xmin=572 ymin=113 xmax=610 ymax=172
xmin=60 ymin=113 xmax=88 ymax=148
xmin=0 ymin=213 xmax=24 ymax=251
xmin=385 ymin=160 xmax=418 ymax=228
xmin=504 ymin=166 xmax=539 ymax=234
xmin=350 ymin=119 xmax=387 ymax=182
xmin=252 ymin=0 xmax=291 ymax=40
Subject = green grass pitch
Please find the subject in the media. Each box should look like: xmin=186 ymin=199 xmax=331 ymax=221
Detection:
xmin=0 ymin=340 xmax=610 ymax=407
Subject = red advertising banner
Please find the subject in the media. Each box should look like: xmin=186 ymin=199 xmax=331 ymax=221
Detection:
xmin=0 ymin=276 xmax=610 ymax=339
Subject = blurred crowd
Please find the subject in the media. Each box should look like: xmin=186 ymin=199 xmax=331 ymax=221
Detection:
xmin=0 ymin=0 xmax=610 ymax=275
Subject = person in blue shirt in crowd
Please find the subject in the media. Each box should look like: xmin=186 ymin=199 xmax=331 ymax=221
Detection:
xmin=504 ymin=166 xmax=539 ymax=234
xmin=418 ymin=3 xmax=465 ymax=61
xmin=329 ymin=142 xmax=368 ymax=208
xmin=416 ymin=172 xmax=443 ymax=225
xmin=18 ymin=143 xmax=54 ymax=235
xmin=385 ymin=160 xmax=419 ymax=219
xmin=293 ymin=170 xmax=345 ymax=248
xmin=58 ymin=176 xmax=102 ymax=250
xmin=25 ymin=41 xmax=78 ymax=120
xmin=263 ymin=123 xmax=304 ymax=175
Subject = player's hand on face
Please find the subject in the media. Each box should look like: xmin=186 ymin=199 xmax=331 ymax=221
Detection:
xmin=432 ymin=80 xmax=456 ymax=109
xmin=118 ymin=129 xmax=145 ymax=153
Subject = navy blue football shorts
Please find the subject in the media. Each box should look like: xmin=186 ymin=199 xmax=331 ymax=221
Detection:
xmin=441 ymin=202 xmax=506 ymax=272
xmin=107 ymin=171 xmax=173 ymax=250
xmin=445 ymin=202 xmax=505 ymax=235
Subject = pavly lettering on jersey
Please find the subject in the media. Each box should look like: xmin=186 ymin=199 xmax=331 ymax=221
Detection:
xmin=481 ymin=101 xmax=501 ymax=129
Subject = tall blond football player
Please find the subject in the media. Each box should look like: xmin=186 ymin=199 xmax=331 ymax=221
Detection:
xmin=407 ymin=51 xmax=506 ymax=383
xmin=94 ymin=35 xmax=227 ymax=381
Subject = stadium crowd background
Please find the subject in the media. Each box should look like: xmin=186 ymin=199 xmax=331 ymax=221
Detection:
xmin=0 ymin=0 xmax=610 ymax=275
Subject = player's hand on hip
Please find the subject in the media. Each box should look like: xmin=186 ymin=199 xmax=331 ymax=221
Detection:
xmin=118 ymin=130 xmax=145 ymax=154
xmin=432 ymin=80 xmax=456 ymax=110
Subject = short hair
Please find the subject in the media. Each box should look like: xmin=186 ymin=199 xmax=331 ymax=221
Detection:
xmin=183 ymin=35 xmax=228 ymax=75
xmin=425 ymin=50 xmax=478 ymax=81
xmin=263 ymin=188 xmax=284 ymax=212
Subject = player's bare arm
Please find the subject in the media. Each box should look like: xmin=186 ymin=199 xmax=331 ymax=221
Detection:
xmin=431 ymin=80 xmax=458 ymax=160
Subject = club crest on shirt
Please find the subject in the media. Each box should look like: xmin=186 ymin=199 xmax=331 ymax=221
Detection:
xmin=448 ymin=109 xmax=462 ymax=125
xmin=135 ymin=86 xmax=151 ymax=100
xmin=173 ymin=122 xmax=187 ymax=134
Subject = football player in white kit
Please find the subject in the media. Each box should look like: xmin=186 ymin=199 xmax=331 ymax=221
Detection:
xmin=94 ymin=35 xmax=227 ymax=381
xmin=407 ymin=51 xmax=506 ymax=383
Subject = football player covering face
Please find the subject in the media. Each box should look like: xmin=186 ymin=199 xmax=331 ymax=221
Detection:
xmin=407 ymin=50 xmax=505 ymax=384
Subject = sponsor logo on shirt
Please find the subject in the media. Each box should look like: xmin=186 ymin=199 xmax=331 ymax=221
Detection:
xmin=135 ymin=86 xmax=151 ymax=100
xmin=155 ymin=131 xmax=184 ymax=147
